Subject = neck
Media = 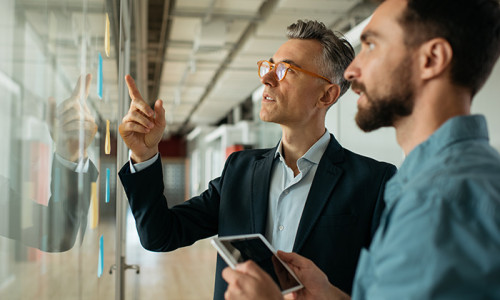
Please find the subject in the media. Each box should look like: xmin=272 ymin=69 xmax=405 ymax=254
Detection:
xmin=395 ymin=82 xmax=472 ymax=155
xmin=280 ymin=125 xmax=326 ymax=175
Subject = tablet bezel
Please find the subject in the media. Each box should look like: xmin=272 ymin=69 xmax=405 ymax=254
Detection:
xmin=211 ymin=233 xmax=304 ymax=295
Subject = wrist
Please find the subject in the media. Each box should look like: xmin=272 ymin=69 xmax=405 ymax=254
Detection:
xmin=329 ymin=285 xmax=350 ymax=300
xmin=56 ymin=146 xmax=87 ymax=162
xmin=130 ymin=149 xmax=158 ymax=163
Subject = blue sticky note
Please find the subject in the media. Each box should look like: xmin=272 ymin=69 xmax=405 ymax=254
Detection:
xmin=97 ymin=52 xmax=103 ymax=99
xmin=98 ymin=235 xmax=104 ymax=278
xmin=105 ymin=168 xmax=110 ymax=203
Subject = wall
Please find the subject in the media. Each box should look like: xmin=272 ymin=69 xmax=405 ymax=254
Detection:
xmin=326 ymin=60 xmax=500 ymax=168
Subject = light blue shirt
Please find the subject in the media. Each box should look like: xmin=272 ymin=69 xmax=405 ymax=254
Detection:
xmin=55 ymin=153 xmax=90 ymax=173
xmin=265 ymin=130 xmax=330 ymax=252
xmin=352 ymin=115 xmax=500 ymax=299
xmin=129 ymin=153 xmax=160 ymax=173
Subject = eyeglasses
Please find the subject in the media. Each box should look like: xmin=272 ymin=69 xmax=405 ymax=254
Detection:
xmin=257 ymin=60 xmax=332 ymax=84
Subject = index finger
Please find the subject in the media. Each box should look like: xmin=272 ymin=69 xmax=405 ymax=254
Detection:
xmin=125 ymin=75 xmax=153 ymax=116
xmin=83 ymin=73 xmax=92 ymax=99
xmin=71 ymin=75 xmax=83 ymax=99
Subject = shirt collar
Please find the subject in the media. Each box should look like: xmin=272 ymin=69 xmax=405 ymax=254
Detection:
xmin=274 ymin=129 xmax=331 ymax=165
xmin=386 ymin=115 xmax=489 ymax=198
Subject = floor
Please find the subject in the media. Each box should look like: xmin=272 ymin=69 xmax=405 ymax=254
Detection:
xmin=0 ymin=213 xmax=217 ymax=300
xmin=124 ymin=213 xmax=217 ymax=300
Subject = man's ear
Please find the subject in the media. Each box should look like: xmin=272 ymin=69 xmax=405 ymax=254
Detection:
xmin=319 ymin=83 xmax=341 ymax=108
xmin=419 ymin=38 xmax=453 ymax=80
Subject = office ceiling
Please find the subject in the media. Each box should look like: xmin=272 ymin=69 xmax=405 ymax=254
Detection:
xmin=150 ymin=0 xmax=376 ymax=136
xmin=14 ymin=0 xmax=377 ymax=137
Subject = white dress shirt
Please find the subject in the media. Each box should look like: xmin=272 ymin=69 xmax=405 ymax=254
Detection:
xmin=265 ymin=130 xmax=330 ymax=251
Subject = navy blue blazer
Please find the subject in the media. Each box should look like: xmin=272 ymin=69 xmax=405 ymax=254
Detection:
xmin=119 ymin=134 xmax=396 ymax=299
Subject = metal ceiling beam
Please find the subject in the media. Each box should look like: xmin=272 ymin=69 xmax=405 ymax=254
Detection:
xmin=147 ymin=0 xmax=176 ymax=103
xmin=14 ymin=0 xmax=105 ymax=13
xmin=177 ymin=0 xmax=280 ymax=135
xmin=170 ymin=9 xmax=258 ymax=21
xmin=133 ymin=0 xmax=149 ymax=99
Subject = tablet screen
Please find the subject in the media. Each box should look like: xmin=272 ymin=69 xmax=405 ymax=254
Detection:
xmin=213 ymin=234 xmax=302 ymax=294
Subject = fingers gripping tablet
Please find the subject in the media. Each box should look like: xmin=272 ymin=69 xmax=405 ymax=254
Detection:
xmin=211 ymin=233 xmax=303 ymax=295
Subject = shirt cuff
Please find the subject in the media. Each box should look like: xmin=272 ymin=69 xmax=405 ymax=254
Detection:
xmin=130 ymin=153 xmax=160 ymax=173
xmin=55 ymin=153 xmax=90 ymax=173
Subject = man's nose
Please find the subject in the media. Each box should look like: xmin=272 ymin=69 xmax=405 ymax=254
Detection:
xmin=260 ymin=69 xmax=278 ymax=87
xmin=344 ymin=60 xmax=359 ymax=82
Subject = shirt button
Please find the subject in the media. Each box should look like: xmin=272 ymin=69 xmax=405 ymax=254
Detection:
xmin=279 ymin=225 xmax=284 ymax=231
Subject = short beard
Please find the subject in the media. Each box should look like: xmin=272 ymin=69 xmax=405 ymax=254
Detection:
xmin=355 ymin=92 xmax=414 ymax=132
xmin=354 ymin=63 xmax=415 ymax=132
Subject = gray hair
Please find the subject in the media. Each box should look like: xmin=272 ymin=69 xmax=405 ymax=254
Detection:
xmin=287 ymin=20 xmax=354 ymax=97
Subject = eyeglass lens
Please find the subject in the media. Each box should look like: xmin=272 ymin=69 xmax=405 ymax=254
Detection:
xmin=259 ymin=61 xmax=287 ymax=81
xmin=259 ymin=61 xmax=270 ymax=78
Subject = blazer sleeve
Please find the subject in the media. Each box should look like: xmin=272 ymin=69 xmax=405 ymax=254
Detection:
xmin=119 ymin=155 xmax=226 ymax=252
xmin=2 ymin=157 xmax=99 ymax=252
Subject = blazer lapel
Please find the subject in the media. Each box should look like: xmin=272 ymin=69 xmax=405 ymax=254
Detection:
xmin=251 ymin=148 xmax=276 ymax=234
xmin=293 ymin=135 xmax=345 ymax=252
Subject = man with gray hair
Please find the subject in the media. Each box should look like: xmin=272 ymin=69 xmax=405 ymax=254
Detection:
xmin=118 ymin=20 xmax=396 ymax=299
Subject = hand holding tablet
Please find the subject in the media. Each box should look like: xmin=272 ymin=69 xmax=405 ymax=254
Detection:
xmin=211 ymin=233 xmax=303 ymax=295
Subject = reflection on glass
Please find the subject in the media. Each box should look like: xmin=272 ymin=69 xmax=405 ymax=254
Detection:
xmin=0 ymin=0 xmax=117 ymax=299
xmin=0 ymin=75 xmax=98 ymax=252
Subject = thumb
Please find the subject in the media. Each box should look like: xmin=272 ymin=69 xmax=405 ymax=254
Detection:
xmin=71 ymin=75 xmax=83 ymax=99
xmin=235 ymin=261 xmax=268 ymax=279
xmin=154 ymin=99 xmax=166 ymax=126
xmin=277 ymin=251 xmax=307 ymax=268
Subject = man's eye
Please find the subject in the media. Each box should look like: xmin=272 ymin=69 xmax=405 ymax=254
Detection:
xmin=368 ymin=43 xmax=375 ymax=51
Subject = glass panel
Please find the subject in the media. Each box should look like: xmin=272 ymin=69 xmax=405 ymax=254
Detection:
xmin=0 ymin=0 xmax=118 ymax=299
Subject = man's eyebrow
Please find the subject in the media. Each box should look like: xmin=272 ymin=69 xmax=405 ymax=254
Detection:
xmin=360 ymin=30 xmax=378 ymax=42
xmin=270 ymin=58 xmax=303 ymax=68
xmin=281 ymin=59 xmax=302 ymax=68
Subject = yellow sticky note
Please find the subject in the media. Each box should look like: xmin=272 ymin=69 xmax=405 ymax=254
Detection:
xmin=105 ymin=13 xmax=110 ymax=57
xmin=90 ymin=182 xmax=99 ymax=229
xmin=105 ymin=120 xmax=111 ymax=154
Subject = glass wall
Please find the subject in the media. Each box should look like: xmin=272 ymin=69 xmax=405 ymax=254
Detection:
xmin=0 ymin=0 xmax=119 ymax=299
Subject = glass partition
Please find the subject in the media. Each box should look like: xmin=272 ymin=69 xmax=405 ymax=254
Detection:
xmin=0 ymin=0 xmax=119 ymax=298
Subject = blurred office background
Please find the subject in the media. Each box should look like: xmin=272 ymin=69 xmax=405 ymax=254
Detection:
xmin=0 ymin=0 xmax=498 ymax=299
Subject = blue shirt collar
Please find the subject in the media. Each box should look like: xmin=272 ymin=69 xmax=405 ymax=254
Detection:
xmin=385 ymin=114 xmax=489 ymax=205
xmin=274 ymin=129 xmax=331 ymax=165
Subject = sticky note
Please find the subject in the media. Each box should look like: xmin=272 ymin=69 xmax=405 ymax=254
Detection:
xmin=97 ymin=52 xmax=103 ymax=99
xmin=105 ymin=13 xmax=110 ymax=57
xmin=98 ymin=235 xmax=104 ymax=277
xmin=105 ymin=120 xmax=111 ymax=154
xmin=90 ymin=182 xmax=99 ymax=229
xmin=105 ymin=168 xmax=110 ymax=203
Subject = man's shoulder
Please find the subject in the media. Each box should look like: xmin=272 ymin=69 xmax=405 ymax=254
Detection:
xmin=336 ymin=146 xmax=397 ymax=172
xmin=226 ymin=148 xmax=274 ymax=161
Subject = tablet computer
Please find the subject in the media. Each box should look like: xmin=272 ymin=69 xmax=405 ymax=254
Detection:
xmin=211 ymin=233 xmax=303 ymax=295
